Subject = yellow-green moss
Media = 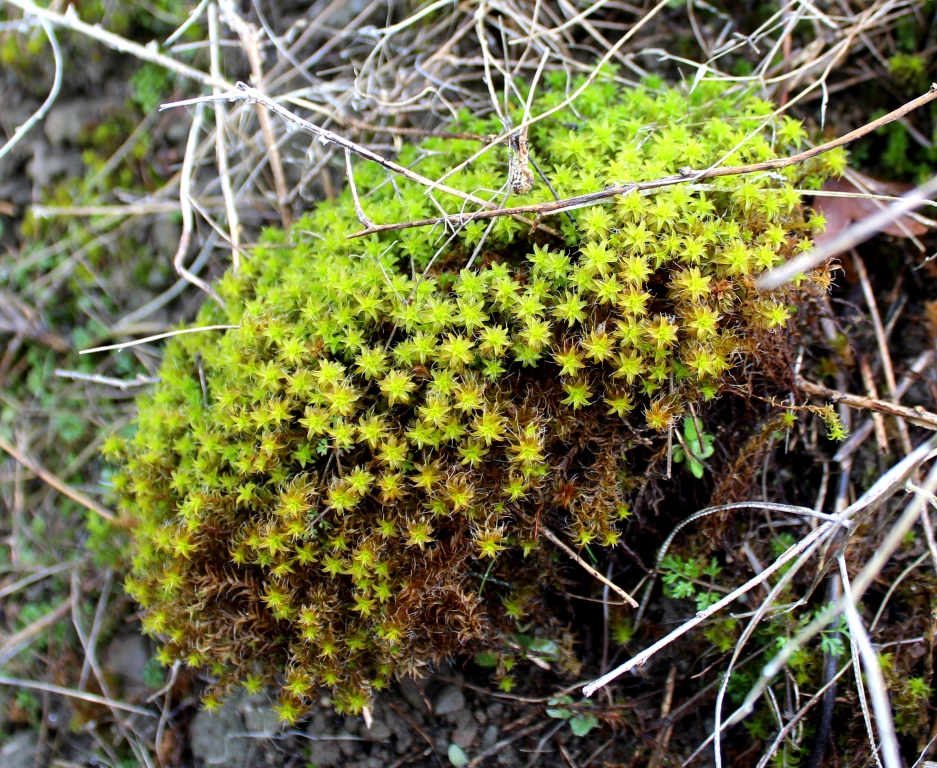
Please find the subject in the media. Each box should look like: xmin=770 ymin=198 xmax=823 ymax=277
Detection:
xmin=109 ymin=73 xmax=841 ymax=720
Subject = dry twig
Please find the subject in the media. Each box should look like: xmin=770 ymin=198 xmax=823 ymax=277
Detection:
xmin=347 ymin=84 xmax=937 ymax=238
xmin=797 ymin=376 xmax=937 ymax=431
xmin=0 ymin=434 xmax=114 ymax=522
xmin=541 ymin=526 xmax=637 ymax=607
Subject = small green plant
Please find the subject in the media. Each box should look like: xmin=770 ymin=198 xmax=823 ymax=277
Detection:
xmin=142 ymin=656 xmax=166 ymax=689
xmin=513 ymin=633 xmax=561 ymax=663
xmin=819 ymin=405 xmax=849 ymax=441
xmin=818 ymin=615 xmax=847 ymax=657
xmin=14 ymin=689 xmax=41 ymax=726
xmin=129 ymin=62 xmax=175 ymax=113
xmin=660 ymin=554 xmax=723 ymax=610
xmin=672 ymin=414 xmax=715 ymax=478
xmin=611 ymin=618 xmax=634 ymax=646
xmin=880 ymin=652 xmax=934 ymax=734
xmin=546 ymin=695 xmax=601 ymax=736
xmin=448 ymin=743 xmax=469 ymax=767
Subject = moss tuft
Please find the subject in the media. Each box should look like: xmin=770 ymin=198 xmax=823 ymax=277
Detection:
xmin=111 ymin=73 xmax=839 ymax=718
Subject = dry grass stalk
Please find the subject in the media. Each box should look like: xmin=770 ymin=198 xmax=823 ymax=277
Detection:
xmin=0 ymin=434 xmax=114 ymax=521
xmin=541 ymin=526 xmax=638 ymax=607
xmin=760 ymin=172 xmax=937 ymax=288
xmin=0 ymin=676 xmax=152 ymax=717
xmin=586 ymin=435 xmax=937 ymax=754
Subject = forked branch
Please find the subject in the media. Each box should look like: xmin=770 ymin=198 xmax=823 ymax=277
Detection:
xmin=346 ymin=84 xmax=937 ymax=239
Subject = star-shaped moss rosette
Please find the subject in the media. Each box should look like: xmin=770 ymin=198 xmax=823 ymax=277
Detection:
xmin=105 ymin=72 xmax=842 ymax=721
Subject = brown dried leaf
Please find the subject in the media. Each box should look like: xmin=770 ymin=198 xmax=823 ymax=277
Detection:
xmin=813 ymin=176 xmax=929 ymax=243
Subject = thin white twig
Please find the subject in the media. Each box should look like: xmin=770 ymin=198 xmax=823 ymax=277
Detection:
xmin=758 ymin=173 xmax=937 ymax=289
xmin=707 ymin=526 xmax=831 ymax=767
xmin=345 ymin=149 xmax=374 ymax=228
xmin=161 ymin=85 xmax=514 ymax=215
xmin=164 ymin=0 xmax=210 ymax=46
xmin=853 ymin=252 xmax=912 ymax=455
xmin=219 ymin=0 xmax=291 ymax=227
xmin=633 ymin=500 xmax=847 ymax=631
xmin=174 ymin=102 xmax=223 ymax=303
xmin=0 ymin=17 xmax=62 ymax=162
xmin=753 ymin=661 xmax=853 ymax=768
xmin=79 ymin=325 xmax=236 ymax=355
xmin=429 ymin=0 xmax=673 ymax=191
xmin=209 ymin=1 xmax=241 ymax=270
xmin=54 ymin=370 xmax=159 ymax=389
xmin=0 ymin=675 xmax=152 ymax=716
xmin=3 ymin=0 xmax=232 ymax=90
xmin=869 ymin=552 xmax=929 ymax=633
xmin=725 ymin=448 xmax=937 ymax=733
xmin=0 ymin=558 xmax=85 ymax=601
xmin=541 ymin=526 xmax=637 ymax=608
xmin=839 ymin=556 xmax=898 ymax=768
xmin=584 ymin=523 xmax=829 ymax=697
xmin=585 ymin=436 xmax=937 ymax=698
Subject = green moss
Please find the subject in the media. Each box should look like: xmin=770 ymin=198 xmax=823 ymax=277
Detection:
xmin=881 ymin=651 xmax=934 ymax=734
xmin=888 ymin=53 xmax=928 ymax=90
xmin=111 ymin=73 xmax=839 ymax=720
xmin=129 ymin=63 xmax=176 ymax=113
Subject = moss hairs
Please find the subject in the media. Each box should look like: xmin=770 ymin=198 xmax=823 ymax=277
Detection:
xmin=102 ymin=71 xmax=843 ymax=722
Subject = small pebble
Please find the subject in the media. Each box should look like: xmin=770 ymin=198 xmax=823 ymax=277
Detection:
xmin=452 ymin=723 xmax=478 ymax=748
xmin=433 ymin=684 xmax=466 ymax=715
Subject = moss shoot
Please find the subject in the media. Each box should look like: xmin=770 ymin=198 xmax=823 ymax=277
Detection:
xmin=107 ymin=73 xmax=843 ymax=721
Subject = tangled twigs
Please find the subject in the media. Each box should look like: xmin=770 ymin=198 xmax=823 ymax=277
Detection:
xmin=759 ymin=170 xmax=937 ymax=289
xmin=161 ymin=84 xmax=560 ymax=238
xmin=347 ymin=84 xmax=937 ymax=239
xmin=583 ymin=436 xmax=937 ymax=698
xmin=219 ymin=0 xmax=291 ymax=227
xmin=797 ymin=376 xmax=937 ymax=431
xmin=3 ymin=0 xmax=232 ymax=91
xmin=345 ymin=150 xmax=374 ymax=230
xmin=589 ymin=438 xmax=937 ymax=768
xmin=174 ymin=102 xmax=223 ymax=305
xmin=0 ymin=16 xmax=61 ymax=163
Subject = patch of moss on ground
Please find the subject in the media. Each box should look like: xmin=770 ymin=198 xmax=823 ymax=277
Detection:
xmin=110 ymin=73 xmax=843 ymax=720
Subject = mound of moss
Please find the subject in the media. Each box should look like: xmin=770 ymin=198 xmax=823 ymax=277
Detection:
xmin=106 ymin=73 xmax=842 ymax=720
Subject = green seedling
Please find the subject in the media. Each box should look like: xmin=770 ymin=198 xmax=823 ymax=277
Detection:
xmin=672 ymin=414 xmax=715 ymax=478
xmin=546 ymin=696 xmax=600 ymax=736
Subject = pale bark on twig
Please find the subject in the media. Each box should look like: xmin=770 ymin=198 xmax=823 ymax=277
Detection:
xmin=162 ymin=83 xmax=562 ymax=238
xmin=4 ymin=0 xmax=232 ymax=90
xmin=347 ymin=85 xmax=937 ymax=238
xmin=797 ymin=376 xmax=937 ymax=431
xmin=760 ymin=170 xmax=937 ymax=289
xmin=220 ymin=0 xmax=291 ymax=227
xmin=209 ymin=1 xmax=241 ymax=270
xmin=584 ymin=437 xmax=937 ymax=697
xmin=853 ymin=252 xmax=912 ymax=453
xmin=541 ymin=526 xmax=638 ymax=607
